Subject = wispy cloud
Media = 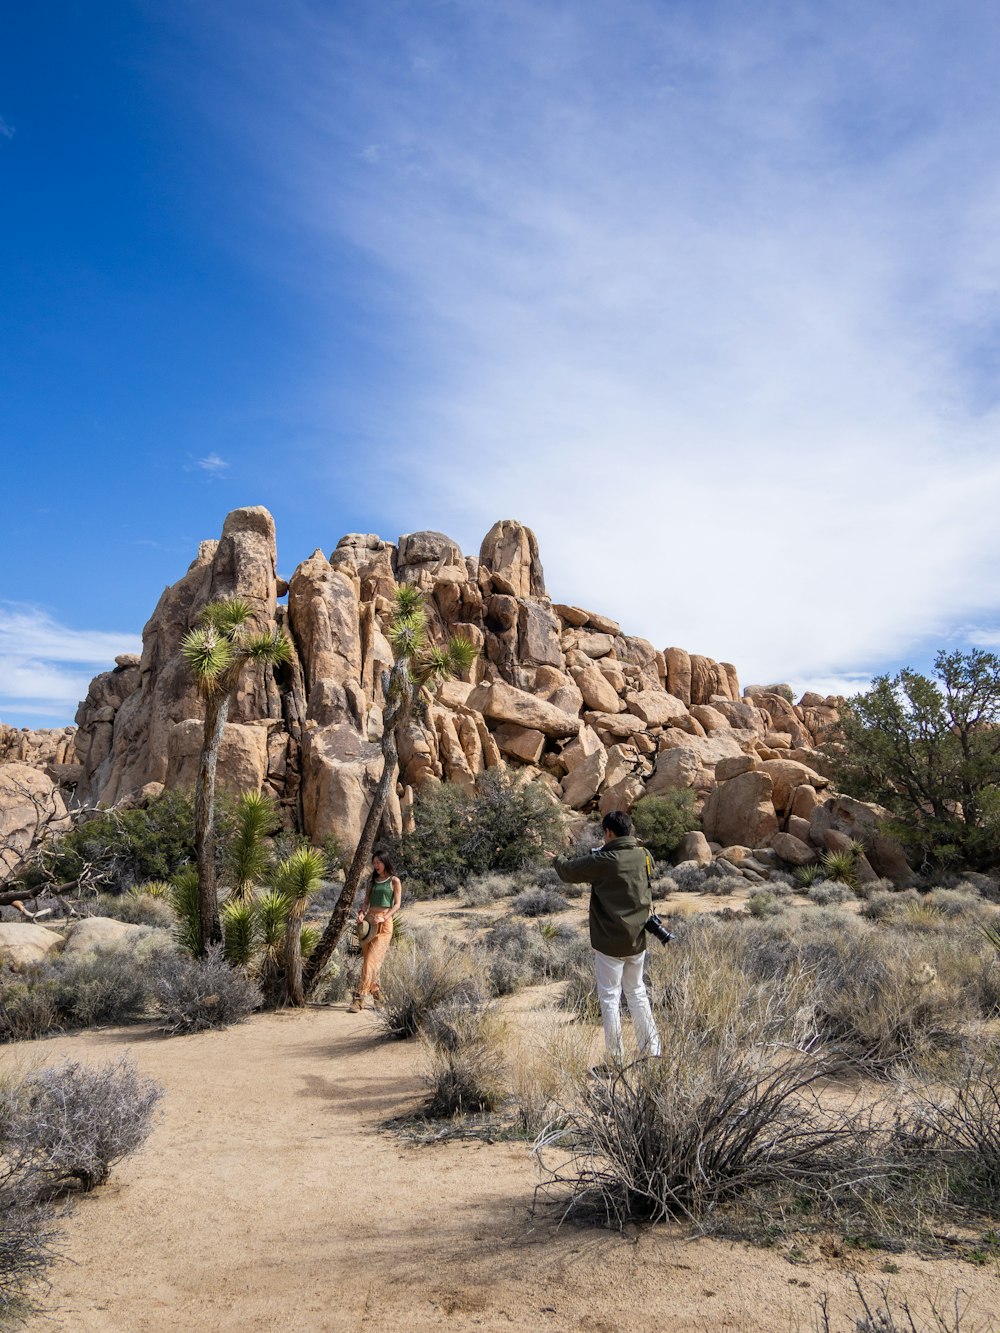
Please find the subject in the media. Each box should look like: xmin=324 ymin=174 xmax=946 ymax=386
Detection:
xmin=191 ymin=1 xmax=1000 ymax=686
xmin=0 ymin=116 xmax=14 ymax=141
xmin=0 ymin=604 xmax=141 ymax=724
xmin=193 ymin=453 xmax=229 ymax=475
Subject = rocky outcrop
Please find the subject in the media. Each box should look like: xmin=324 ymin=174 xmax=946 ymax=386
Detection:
xmin=30 ymin=508 xmax=849 ymax=861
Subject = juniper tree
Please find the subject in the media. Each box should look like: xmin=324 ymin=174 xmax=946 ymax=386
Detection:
xmin=833 ymin=648 xmax=1000 ymax=869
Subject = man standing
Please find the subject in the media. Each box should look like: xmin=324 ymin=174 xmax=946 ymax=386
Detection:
xmin=549 ymin=810 xmax=662 ymax=1063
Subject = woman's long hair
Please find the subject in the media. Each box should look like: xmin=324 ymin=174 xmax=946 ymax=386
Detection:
xmin=371 ymin=848 xmax=396 ymax=883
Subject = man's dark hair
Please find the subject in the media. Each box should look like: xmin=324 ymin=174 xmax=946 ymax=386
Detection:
xmin=601 ymin=810 xmax=632 ymax=838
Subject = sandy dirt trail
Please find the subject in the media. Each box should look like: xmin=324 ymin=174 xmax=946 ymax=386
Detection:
xmin=5 ymin=1007 xmax=998 ymax=1333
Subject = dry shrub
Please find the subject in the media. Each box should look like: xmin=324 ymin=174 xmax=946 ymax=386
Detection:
xmin=534 ymin=1043 xmax=863 ymax=1225
xmin=151 ymin=947 xmax=262 ymax=1035
xmin=511 ymin=886 xmax=571 ymax=917
xmin=901 ymin=1058 xmax=1000 ymax=1213
xmin=2 ymin=1056 xmax=162 ymax=1195
xmin=1 ymin=1057 xmax=162 ymax=1320
xmin=0 ymin=1202 xmax=55 ymax=1326
xmin=423 ymin=1003 xmax=509 ymax=1117
xmin=378 ymin=933 xmax=484 ymax=1039
xmin=480 ymin=918 xmax=588 ymax=996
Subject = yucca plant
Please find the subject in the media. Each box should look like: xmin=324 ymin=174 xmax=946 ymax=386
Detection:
xmin=128 ymin=880 xmax=172 ymax=900
xmin=299 ymin=923 xmax=321 ymax=960
xmin=180 ymin=598 xmax=291 ymax=955
xmin=223 ymin=791 xmax=278 ymax=902
xmin=793 ymin=863 xmax=824 ymax=888
xmin=273 ymin=846 xmax=326 ymax=1004
xmin=169 ymin=868 xmax=202 ymax=958
xmin=254 ymin=888 xmax=290 ymax=976
xmin=821 ymin=848 xmax=860 ymax=889
xmin=302 ymin=586 xmax=478 ymax=999
xmin=221 ymin=898 xmax=258 ymax=969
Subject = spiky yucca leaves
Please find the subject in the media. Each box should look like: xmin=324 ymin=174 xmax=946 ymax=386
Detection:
xmin=178 ymin=596 xmax=292 ymax=957
xmin=221 ymin=899 xmax=257 ymax=969
xmin=299 ymin=923 xmax=321 ymax=960
xmin=223 ymin=791 xmax=278 ymax=902
xmin=128 ymin=880 xmax=172 ymax=900
xmin=302 ymin=587 xmax=480 ymax=1000
xmin=822 ymin=848 xmax=861 ymax=888
xmin=274 ymin=846 xmax=326 ymax=1005
xmin=169 ymin=868 xmax=202 ymax=957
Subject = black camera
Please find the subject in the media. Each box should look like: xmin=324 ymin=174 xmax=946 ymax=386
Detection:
xmin=643 ymin=912 xmax=674 ymax=946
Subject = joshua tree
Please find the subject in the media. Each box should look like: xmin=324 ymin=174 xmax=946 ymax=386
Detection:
xmin=180 ymin=598 xmax=290 ymax=955
xmin=301 ymin=585 xmax=478 ymax=999
xmin=274 ymin=845 xmax=326 ymax=1005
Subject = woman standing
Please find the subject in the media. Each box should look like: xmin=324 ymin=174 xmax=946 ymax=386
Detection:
xmin=348 ymin=849 xmax=402 ymax=1013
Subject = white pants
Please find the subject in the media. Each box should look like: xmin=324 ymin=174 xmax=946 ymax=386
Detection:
xmin=593 ymin=949 xmax=662 ymax=1062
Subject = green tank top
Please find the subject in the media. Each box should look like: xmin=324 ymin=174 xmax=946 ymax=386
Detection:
xmin=370 ymin=877 xmax=394 ymax=909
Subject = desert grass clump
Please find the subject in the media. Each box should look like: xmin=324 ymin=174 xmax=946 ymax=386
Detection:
xmin=807 ymin=880 xmax=855 ymax=907
xmin=511 ymin=885 xmax=571 ymax=917
xmin=0 ymin=966 xmax=60 ymax=1043
xmin=422 ymin=1003 xmax=509 ymax=1117
xmin=746 ymin=890 xmax=786 ymax=918
xmin=462 ymin=872 xmax=517 ymax=907
xmin=87 ymin=891 xmax=176 ymax=930
xmin=151 ymin=947 xmax=262 ymax=1035
xmin=860 ymin=888 xmax=921 ymax=923
xmin=378 ymin=934 xmax=484 ymax=1039
xmin=534 ymin=1042 xmax=861 ymax=1226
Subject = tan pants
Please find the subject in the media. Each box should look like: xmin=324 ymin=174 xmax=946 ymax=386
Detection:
xmin=358 ymin=915 xmax=393 ymax=997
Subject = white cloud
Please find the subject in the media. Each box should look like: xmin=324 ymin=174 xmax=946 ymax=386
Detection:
xmin=0 ymin=605 xmax=141 ymax=722
xmin=195 ymin=453 xmax=229 ymax=474
xmin=191 ymin=2 xmax=1000 ymax=687
xmin=0 ymin=117 xmax=14 ymax=141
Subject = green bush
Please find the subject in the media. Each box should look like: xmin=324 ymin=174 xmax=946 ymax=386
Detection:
xmin=41 ymin=789 xmax=197 ymax=892
xmin=631 ymin=791 xmax=700 ymax=861
xmin=402 ymin=771 xmax=565 ymax=895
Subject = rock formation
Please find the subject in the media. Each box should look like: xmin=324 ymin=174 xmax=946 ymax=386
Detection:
xmin=4 ymin=506 xmax=906 ymax=880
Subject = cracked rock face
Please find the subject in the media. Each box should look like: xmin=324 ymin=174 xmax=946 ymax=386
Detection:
xmin=45 ymin=507 xmax=848 ymax=864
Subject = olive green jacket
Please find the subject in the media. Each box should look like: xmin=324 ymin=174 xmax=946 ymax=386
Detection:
xmin=554 ymin=836 xmax=652 ymax=958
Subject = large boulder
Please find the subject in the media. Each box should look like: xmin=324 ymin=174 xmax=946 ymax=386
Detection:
xmin=645 ymin=746 xmax=702 ymax=794
xmin=301 ymin=724 xmax=401 ymax=851
xmin=702 ymin=771 xmax=779 ymax=848
xmin=572 ymin=663 xmax=621 ymax=714
xmin=809 ymin=795 xmax=913 ymax=883
xmin=625 ymin=691 xmax=689 ymax=728
xmin=479 ymin=520 xmax=546 ymax=598
xmin=0 ymin=922 xmax=65 ymax=966
xmin=758 ymin=758 xmax=829 ymax=813
xmin=771 ymin=832 xmax=817 ymax=866
xmin=665 ymin=647 xmax=692 ymax=705
xmin=165 ymin=720 xmax=270 ymax=794
xmin=561 ymin=747 xmax=607 ymax=809
xmin=517 ymin=601 xmax=563 ymax=668
xmin=61 ymin=917 xmax=148 ymax=956
xmin=467 ymin=680 xmax=580 ymax=739
xmin=0 ymin=764 xmax=69 ymax=875
xmin=288 ymin=550 xmax=364 ymax=728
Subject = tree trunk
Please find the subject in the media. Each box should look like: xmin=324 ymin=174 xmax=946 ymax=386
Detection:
xmin=194 ymin=692 xmax=229 ymax=956
xmin=300 ymin=723 xmax=400 ymax=1000
xmin=283 ymin=902 xmax=306 ymax=1006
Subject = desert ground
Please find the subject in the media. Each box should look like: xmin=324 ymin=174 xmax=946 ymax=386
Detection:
xmin=4 ymin=889 xmax=999 ymax=1333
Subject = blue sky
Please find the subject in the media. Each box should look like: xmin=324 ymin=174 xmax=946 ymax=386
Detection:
xmin=3 ymin=0 xmax=1000 ymax=728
